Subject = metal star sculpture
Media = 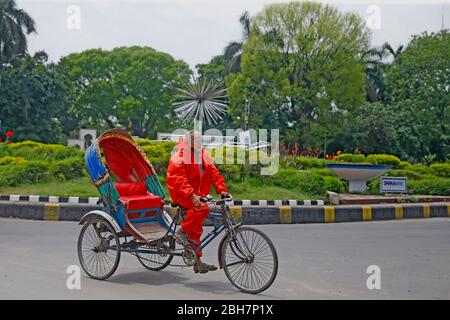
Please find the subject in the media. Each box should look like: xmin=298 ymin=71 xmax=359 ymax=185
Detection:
xmin=173 ymin=78 xmax=228 ymax=124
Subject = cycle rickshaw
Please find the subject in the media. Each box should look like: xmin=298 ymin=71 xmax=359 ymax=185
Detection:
xmin=78 ymin=128 xmax=278 ymax=294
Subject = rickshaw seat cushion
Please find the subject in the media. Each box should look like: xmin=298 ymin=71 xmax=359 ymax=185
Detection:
xmin=119 ymin=194 xmax=164 ymax=211
xmin=115 ymin=182 xmax=148 ymax=196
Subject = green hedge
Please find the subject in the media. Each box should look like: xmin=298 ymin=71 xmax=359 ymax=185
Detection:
xmin=6 ymin=140 xmax=83 ymax=161
xmin=0 ymin=157 xmax=84 ymax=187
xmin=323 ymin=176 xmax=347 ymax=193
xmin=0 ymin=156 xmax=27 ymax=166
xmin=309 ymin=168 xmax=336 ymax=177
xmin=398 ymin=161 xmax=412 ymax=169
xmin=334 ymin=153 xmax=366 ymax=163
xmin=430 ymin=163 xmax=450 ymax=178
xmin=407 ymin=164 xmax=435 ymax=175
xmin=3 ymin=138 xmax=449 ymax=197
xmin=292 ymin=156 xmax=327 ymax=169
xmin=366 ymin=154 xmax=401 ymax=168
xmin=265 ymin=168 xmax=326 ymax=196
xmin=49 ymin=157 xmax=85 ymax=181
xmin=386 ymin=169 xmax=427 ymax=180
xmin=0 ymin=161 xmax=50 ymax=186
xmin=408 ymin=178 xmax=450 ymax=196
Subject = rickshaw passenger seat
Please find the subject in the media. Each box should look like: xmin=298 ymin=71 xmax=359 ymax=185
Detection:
xmin=115 ymin=182 xmax=166 ymax=243
xmin=115 ymin=182 xmax=164 ymax=210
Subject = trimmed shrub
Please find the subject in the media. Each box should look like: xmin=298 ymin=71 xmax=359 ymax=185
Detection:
xmin=367 ymin=178 xmax=381 ymax=194
xmin=430 ymin=163 xmax=450 ymax=178
xmin=398 ymin=161 xmax=412 ymax=169
xmin=8 ymin=141 xmax=83 ymax=161
xmin=334 ymin=153 xmax=366 ymax=163
xmin=269 ymin=168 xmax=326 ymax=196
xmin=386 ymin=169 xmax=427 ymax=180
xmin=366 ymin=154 xmax=401 ymax=167
xmin=408 ymin=164 xmax=435 ymax=175
xmin=50 ymin=157 xmax=85 ymax=181
xmin=0 ymin=160 xmax=50 ymax=186
xmin=0 ymin=156 xmax=27 ymax=166
xmin=6 ymin=140 xmax=41 ymax=149
xmin=408 ymin=178 xmax=450 ymax=196
xmin=323 ymin=176 xmax=346 ymax=193
xmin=309 ymin=168 xmax=336 ymax=177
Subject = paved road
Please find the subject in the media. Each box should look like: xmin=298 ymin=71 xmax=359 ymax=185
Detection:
xmin=0 ymin=217 xmax=449 ymax=299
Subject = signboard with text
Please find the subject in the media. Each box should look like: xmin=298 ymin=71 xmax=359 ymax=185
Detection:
xmin=380 ymin=176 xmax=408 ymax=193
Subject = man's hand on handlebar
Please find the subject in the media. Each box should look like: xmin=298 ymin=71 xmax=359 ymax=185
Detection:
xmin=191 ymin=193 xmax=233 ymax=208
xmin=220 ymin=191 xmax=231 ymax=199
xmin=190 ymin=193 xmax=203 ymax=209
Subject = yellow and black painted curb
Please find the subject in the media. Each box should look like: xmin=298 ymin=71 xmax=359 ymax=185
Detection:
xmin=0 ymin=201 xmax=449 ymax=224
xmin=245 ymin=203 xmax=449 ymax=224
xmin=43 ymin=203 xmax=60 ymax=221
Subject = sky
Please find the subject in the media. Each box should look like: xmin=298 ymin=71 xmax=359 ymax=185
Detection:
xmin=17 ymin=0 xmax=450 ymax=69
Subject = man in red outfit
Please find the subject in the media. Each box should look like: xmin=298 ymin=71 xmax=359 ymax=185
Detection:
xmin=166 ymin=131 xmax=230 ymax=274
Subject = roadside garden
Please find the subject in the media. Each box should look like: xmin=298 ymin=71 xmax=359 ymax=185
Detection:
xmin=1 ymin=137 xmax=448 ymax=200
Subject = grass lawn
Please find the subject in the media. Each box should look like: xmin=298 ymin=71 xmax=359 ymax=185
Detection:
xmin=0 ymin=176 xmax=324 ymax=200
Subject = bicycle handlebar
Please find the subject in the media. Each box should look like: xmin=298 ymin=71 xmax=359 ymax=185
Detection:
xmin=200 ymin=195 xmax=233 ymax=204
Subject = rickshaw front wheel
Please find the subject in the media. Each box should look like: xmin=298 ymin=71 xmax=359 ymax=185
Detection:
xmin=220 ymin=226 xmax=278 ymax=294
xmin=77 ymin=218 xmax=121 ymax=280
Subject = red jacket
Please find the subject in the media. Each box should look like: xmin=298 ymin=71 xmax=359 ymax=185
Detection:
xmin=166 ymin=139 xmax=227 ymax=205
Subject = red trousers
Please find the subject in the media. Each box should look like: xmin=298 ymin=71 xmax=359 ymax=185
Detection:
xmin=179 ymin=200 xmax=210 ymax=257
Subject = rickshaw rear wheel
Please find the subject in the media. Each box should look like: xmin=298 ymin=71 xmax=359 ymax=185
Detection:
xmin=220 ymin=226 xmax=278 ymax=294
xmin=77 ymin=218 xmax=121 ymax=280
xmin=136 ymin=238 xmax=175 ymax=271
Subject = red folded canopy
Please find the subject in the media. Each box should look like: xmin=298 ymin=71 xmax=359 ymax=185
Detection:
xmin=98 ymin=129 xmax=155 ymax=184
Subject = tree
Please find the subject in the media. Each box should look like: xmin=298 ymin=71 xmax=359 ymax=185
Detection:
xmin=196 ymin=11 xmax=252 ymax=84
xmin=335 ymin=102 xmax=397 ymax=154
xmin=384 ymin=30 xmax=450 ymax=161
xmin=196 ymin=55 xmax=227 ymax=83
xmin=0 ymin=53 xmax=67 ymax=143
xmin=223 ymin=10 xmax=252 ymax=74
xmin=58 ymin=46 xmax=192 ymax=138
xmin=228 ymin=1 xmax=370 ymax=147
xmin=0 ymin=0 xmax=36 ymax=85
xmin=363 ymin=42 xmax=403 ymax=102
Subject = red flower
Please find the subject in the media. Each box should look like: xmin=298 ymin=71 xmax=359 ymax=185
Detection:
xmin=6 ymin=131 xmax=13 ymax=137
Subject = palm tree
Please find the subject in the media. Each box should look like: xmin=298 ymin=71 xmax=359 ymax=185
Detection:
xmin=363 ymin=47 xmax=385 ymax=102
xmin=0 ymin=0 xmax=36 ymax=83
xmin=223 ymin=11 xmax=251 ymax=74
xmin=382 ymin=42 xmax=404 ymax=61
xmin=363 ymin=42 xmax=403 ymax=102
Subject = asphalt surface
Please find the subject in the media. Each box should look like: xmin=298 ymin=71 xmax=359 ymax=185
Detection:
xmin=0 ymin=217 xmax=449 ymax=299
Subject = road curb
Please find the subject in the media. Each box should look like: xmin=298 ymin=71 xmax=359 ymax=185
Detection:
xmin=0 ymin=195 xmax=325 ymax=206
xmin=0 ymin=201 xmax=449 ymax=225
